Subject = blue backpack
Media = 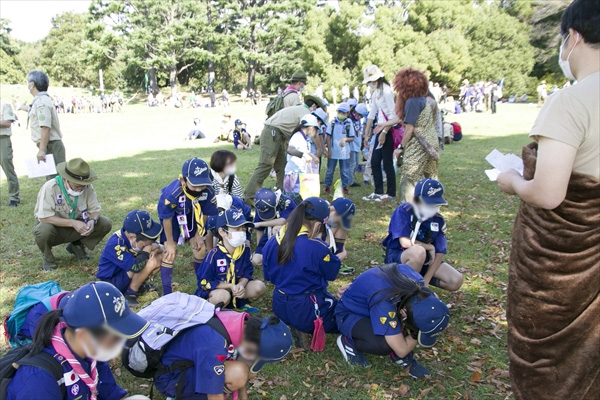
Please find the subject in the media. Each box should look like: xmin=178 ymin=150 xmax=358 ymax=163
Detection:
xmin=3 ymin=281 xmax=62 ymax=348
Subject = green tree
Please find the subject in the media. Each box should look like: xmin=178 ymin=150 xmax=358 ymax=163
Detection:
xmin=0 ymin=19 xmax=25 ymax=84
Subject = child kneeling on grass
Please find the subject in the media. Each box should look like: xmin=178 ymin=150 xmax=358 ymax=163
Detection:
xmin=336 ymin=263 xmax=450 ymax=378
xmin=96 ymin=210 xmax=163 ymax=306
xmin=196 ymin=207 xmax=266 ymax=313
xmin=324 ymin=197 xmax=356 ymax=275
xmin=382 ymin=178 xmax=463 ymax=291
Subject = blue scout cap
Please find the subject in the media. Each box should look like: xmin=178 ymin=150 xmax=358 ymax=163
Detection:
xmin=303 ymin=197 xmax=330 ymax=223
xmin=347 ymin=98 xmax=358 ymax=107
xmin=206 ymin=215 xmax=218 ymax=235
xmin=331 ymin=198 xmax=355 ymax=231
xmin=123 ymin=210 xmax=162 ymax=239
xmin=250 ymin=317 xmax=293 ymax=373
xmin=217 ymin=207 xmax=254 ymax=230
xmin=235 ymin=119 xmax=243 ymax=126
xmin=62 ymin=282 xmax=149 ymax=338
xmin=337 ymin=102 xmax=350 ymax=113
xmin=182 ymin=157 xmax=212 ymax=187
xmin=414 ymin=178 xmax=447 ymax=206
xmin=312 ymin=108 xmax=328 ymax=125
xmin=254 ymin=188 xmax=277 ymax=221
xmin=412 ymin=295 xmax=450 ymax=347
xmin=355 ymin=103 xmax=368 ymax=117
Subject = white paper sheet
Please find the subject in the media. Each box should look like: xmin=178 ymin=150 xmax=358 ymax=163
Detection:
xmin=25 ymin=154 xmax=57 ymax=178
xmin=485 ymin=149 xmax=524 ymax=181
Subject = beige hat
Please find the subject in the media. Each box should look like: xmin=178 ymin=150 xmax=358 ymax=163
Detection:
xmin=362 ymin=65 xmax=385 ymax=84
xmin=57 ymin=158 xmax=97 ymax=186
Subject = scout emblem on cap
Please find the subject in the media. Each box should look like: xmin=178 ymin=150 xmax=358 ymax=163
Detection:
xmin=146 ymin=217 xmax=152 ymax=229
xmin=113 ymin=295 xmax=126 ymax=316
xmin=427 ymin=186 xmax=442 ymax=196
xmin=194 ymin=166 xmax=207 ymax=176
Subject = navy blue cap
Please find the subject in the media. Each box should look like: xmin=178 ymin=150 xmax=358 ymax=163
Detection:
xmin=123 ymin=210 xmax=162 ymax=239
xmin=254 ymin=188 xmax=277 ymax=221
xmin=62 ymin=282 xmax=149 ymax=338
xmin=235 ymin=119 xmax=243 ymax=125
xmin=250 ymin=317 xmax=293 ymax=373
xmin=182 ymin=158 xmax=212 ymax=186
xmin=414 ymin=178 xmax=447 ymax=206
xmin=412 ymin=295 xmax=450 ymax=347
xmin=217 ymin=207 xmax=254 ymax=230
xmin=303 ymin=197 xmax=330 ymax=224
xmin=337 ymin=102 xmax=350 ymax=113
xmin=206 ymin=215 xmax=218 ymax=235
xmin=331 ymin=198 xmax=355 ymax=231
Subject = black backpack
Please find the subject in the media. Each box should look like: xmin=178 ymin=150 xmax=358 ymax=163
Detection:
xmin=0 ymin=343 xmax=65 ymax=400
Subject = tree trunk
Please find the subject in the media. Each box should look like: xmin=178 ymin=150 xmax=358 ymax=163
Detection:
xmin=148 ymin=67 xmax=158 ymax=95
xmin=207 ymin=3 xmax=215 ymax=90
xmin=169 ymin=65 xmax=177 ymax=97
xmin=247 ymin=59 xmax=256 ymax=90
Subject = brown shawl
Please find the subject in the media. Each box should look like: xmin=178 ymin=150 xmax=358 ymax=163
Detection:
xmin=508 ymin=142 xmax=600 ymax=400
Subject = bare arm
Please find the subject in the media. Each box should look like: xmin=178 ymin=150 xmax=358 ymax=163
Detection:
xmin=0 ymin=119 xmax=13 ymax=128
xmin=422 ymin=253 xmax=443 ymax=286
xmin=400 ymin=124 xmax=415 ymax=148
xmin=39 ymin=216 xmax=76 ymax=228
xmin=254 ymin=218 xmax=286 ymax=228
xmin=385 ymin=333 xmax=418 ymax=358
xmin=163 ymin=217 xmax=175 ymax=245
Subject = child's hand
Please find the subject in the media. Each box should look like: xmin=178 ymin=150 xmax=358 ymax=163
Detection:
xmin=339 ymin=138 xmax=346 ymax=147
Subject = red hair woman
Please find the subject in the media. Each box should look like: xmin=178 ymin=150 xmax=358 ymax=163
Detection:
xmin=393 ymin=68 xmax=440 ymax=202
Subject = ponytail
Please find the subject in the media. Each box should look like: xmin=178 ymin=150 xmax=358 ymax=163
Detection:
xmin=31 ymin=309 xmax=63 ymax=354
xmin=277 ymin=202 xmax=319 ymax=265
xmin=291 ymin=122 xmax=305 ymax=135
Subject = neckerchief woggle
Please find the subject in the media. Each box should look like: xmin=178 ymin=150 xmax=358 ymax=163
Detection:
xmin=217 ymin=241 xmax=245 ymax=307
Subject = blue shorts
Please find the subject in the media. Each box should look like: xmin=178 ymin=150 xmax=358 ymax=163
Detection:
xmin=100 ymin=270 xmax=131 ymax=294
xmin=272 ymin=290 xmax=339 ymax=334
xmin=160 ymin=218 xmax=198 ymax=244
xmin=255 ymin=233 xmax=269 ymax=255
xmin=334 ymin=300 xmax=363 ymax=339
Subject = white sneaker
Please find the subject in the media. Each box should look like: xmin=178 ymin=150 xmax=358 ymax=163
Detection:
xmin=379 ymin=194 xmax=396 ymax=201
xmin=362 ymin=193 xmax=382 ymax=201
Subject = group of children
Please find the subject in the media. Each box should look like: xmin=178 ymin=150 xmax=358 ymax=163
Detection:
xmin=3 ymin=137 xmax=463 ymax=397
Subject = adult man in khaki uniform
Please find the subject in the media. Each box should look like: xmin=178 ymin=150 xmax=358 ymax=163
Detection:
xmin=22 ymin=71 xmax=66 ymax=177
xmin=244 ymin=95 xmax=324 ymax=204
xmin=34 ymin=158 xmax=112 ymax=270
xmin=282 ymin=70 xmax=307 ymax=108
xmin=0 ymin=98 xmax=19 ymax=206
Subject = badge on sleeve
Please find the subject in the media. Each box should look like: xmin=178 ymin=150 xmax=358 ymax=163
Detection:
xmin=388 ymin=311 xmax=397 ymax=319
xmin=214 ymin=365 xmax=225 ymax=375
xmin=217 ymin=259 xmax=227 ymax=267
xmin=380 ymin=317 xmax=387 ymax=325
xmin=430 ymin=222 xmax=439 ymax=232
xmin=56 ymin=194 xmax=63 ymax=205
xmin=199 ymin=193 xmax=208 ymax=201
xmin=323 ymin=254 xmax=330 ymax=262
xmin=389 ymin=321 xmax=398 ymax=329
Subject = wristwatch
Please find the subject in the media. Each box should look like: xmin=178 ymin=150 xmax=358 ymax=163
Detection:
xmin=397 ymin=143 xmax=404 ymax=150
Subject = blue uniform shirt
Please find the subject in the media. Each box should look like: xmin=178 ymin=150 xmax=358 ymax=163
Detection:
xmin=96 ymin=229 xmax=137 ymax=279
xmin=336 ymin=264 xmax=424 ymax=337
xmin=262 ymin=229 xmax=340 ymax=294
xmin=157 ymin=179 xmax=219 ymax=242
xmin=253 ymin=195 xmax=296 ymax=231
xmin=155 ymin=324 xmax=228 ymax=398
xmin=195 ymin=244 xmax=254 ymax=296
xmin=7 ymin=342 xmax=126 ymax=400
xmin=326 ymin=118 xmax=355 ymax=160
xmin=233 ymin=128 xmax=247 ymax=148
xmin=382 ymin=203 xmax=447 ymax=254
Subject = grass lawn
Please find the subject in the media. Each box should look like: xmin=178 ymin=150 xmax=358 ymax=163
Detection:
xmin=0 ymin=89 xmax=540 ymax=399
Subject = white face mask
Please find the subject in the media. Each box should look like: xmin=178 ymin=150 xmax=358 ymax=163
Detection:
xmin=227 ymin=231 xmax=246 ymax=248
xmin=80 ymin=331 xmax=126 ymax=362
xmin=368 ymin=82 xmax=377 ymax=90
xmin=415 ymin=204 xmax=440 ymax=221
xmin=559 ymin=33 xmax=580 ymax=81
xmin=65 ymin=181 xmax=84 ymax=197
xmin=299 ymin=85 xmax=306 ymax=93
xmin=224 ymin=166 xmax=236 ymax=176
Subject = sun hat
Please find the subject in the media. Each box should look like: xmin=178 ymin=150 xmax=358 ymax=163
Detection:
xmin=347 ymin=98 xmax=358 ymax=107
xmin=303 ymin=94 xmax=325 ymax=109
xmin=355 ymin=103 xmax=368 ymax=117
xmin=362 ymin=65 xmax=385 ymax=84
xmin=290 ymin=70 xmax=307 ymax=83
xmin=123 ymin=210 xmax=162 ymax=239
xmin=337 ymin=103 xmax=350 ymax=113
xmin=300 ymin=114 xmax=319 ymax=128
xmin=56 ymin=158 xmax=97 ymax=186
xmin=311 ymin=108 xmax=328 ymax=125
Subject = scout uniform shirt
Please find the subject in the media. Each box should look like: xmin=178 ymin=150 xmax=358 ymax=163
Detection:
xmin=0 ymin=99 xmax=15 ymax=136
xmin=34 ymin=179 xmax=101 ymax=221
xmin=96 ymin=229 xmax=142 ymax=292
xmin=28 ymin=92 xmax=63 ymax=144
xmin=264 ymin=104 xmax=310 ymax=139
xmin=327 ymin=118 xmax=355 ymax=160
xmin=336 ymin=264 xmax=424 ymax=339
xmin=195 ymin=244 xmax=254 ymax=298
xmin=157 ymin=179 xmax=219 ymax=243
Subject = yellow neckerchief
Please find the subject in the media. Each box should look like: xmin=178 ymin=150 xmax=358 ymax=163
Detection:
xmin=275 ymin=224 xmax=310 ymax=245
xmin=180 ymin=176 xmax=206 ymax=236
xmin=217 ymin=241 xmax=245 ymax=307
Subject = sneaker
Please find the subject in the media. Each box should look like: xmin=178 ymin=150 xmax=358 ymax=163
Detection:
xmin=8 ymin=200 xmax=19 ymax=207
xmin=125 ymin=294 xmax=140 ymax=307
xmin=336 ymin=335 xmax=370 ymax=367
xmin=343 ymin=188 xmax=349 ymax=195
xmin=379 ymin=194 xmax=396 ymax=202
xmin=42 ymin=256 xmax=58 ymax=271
xmin=350 ymin=182 xmax=361 ymax=187
xmin=138 ymin=282 xmax=157 ymax=294
xmin=392 ymin=352 xmax=431 ymax=378
xmin=362 ymin=193 xmax=382 ymax=201
xmin=236 ymin=303 xmax=259 ymax=314
xmin=324 ymin=186 xmax=331 ymax=194
xmin=66 ymin=243 xmax=90 ymax=260
xmin=290 ymin=327 xmax=312 ymax=351
xmin=339 ymin=264 xmax=355 ymax=275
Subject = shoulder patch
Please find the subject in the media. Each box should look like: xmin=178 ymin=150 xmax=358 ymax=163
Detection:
xmin=380 ymin=317 xmax=387 ymax=324
xmin=164 ymin=199 xmax=170 ymax=206
xmin=214 ymin=365 xmax=225 ymax=375
xmin=323 ymin=254 xmax=330 ymax=262
xmin=389 ymin=320 xmax=398 ymax=329
xmin=388 ymin=311 xmax=396 ymax=319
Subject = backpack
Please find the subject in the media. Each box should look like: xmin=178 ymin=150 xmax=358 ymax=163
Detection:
xmin=3 ymin=281 xmax=62 ymax=348
xmin=450 ymin=122 xmax=463 ymax=141
xmin=0 ymin=343 xmax=66 ymax=400
xmin=122 ymin=293 xmax=239 ymax=399
xmin=329 ymin=119 xmax=352 ymax=139
xmin=265 ymin=90 xmax=297 ymax=118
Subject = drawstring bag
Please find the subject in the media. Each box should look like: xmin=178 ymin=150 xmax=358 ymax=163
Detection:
xmin=310 ymin=295 xmax=326 ymax=352
xmin=299 ymin=163 xmax=320 ymax=200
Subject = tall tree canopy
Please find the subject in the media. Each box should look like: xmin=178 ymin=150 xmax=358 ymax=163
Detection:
xmin=0 ymin=19 xmax=25 ymax=84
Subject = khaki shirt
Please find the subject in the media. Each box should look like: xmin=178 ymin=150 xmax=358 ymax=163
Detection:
xmin=0 ymin=99 xmax=15 ymax=136
xmin=34 ymin=179 xmax=101 ymax=220
xmin=28 ymin=92 xmax=63 ymax=143
xmin=283 ymin=91 xmax=302 ymax=108
xmin=530 ymin=72 xmax=600 ymax=179
xmin=265 ymin=104 xmax=310 ymax=139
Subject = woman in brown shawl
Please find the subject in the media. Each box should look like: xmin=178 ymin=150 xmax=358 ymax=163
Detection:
xmin=497 ymin=1 xmax=599 ymax=398
xmin=393 ymin=68 xmax=440 ymax=203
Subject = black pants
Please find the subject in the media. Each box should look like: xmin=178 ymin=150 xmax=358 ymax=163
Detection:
xmin=491 ymin=98 xmax=497 ymax=114
xmin=351 ymin=318 xmax=392 ymax=355
xmin=370 ymin=132 xmax=396 ymax=196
